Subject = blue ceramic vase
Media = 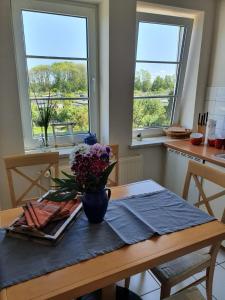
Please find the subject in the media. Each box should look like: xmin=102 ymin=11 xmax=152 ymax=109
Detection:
xmin=84 ymin=133 xmax=97 ymax=145
xmin=82 ymin=188 xmax=111 ymax=223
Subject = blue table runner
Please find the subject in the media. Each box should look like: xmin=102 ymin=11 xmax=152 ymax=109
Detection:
xmin=0 ymin=189 xmax=215 ymax=290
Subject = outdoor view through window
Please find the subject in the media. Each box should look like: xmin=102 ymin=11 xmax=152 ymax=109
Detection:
xmin=133 ymin=21 xmax=184 ymax=129
xmin=22 ymin=11 xmax=185 ymax=137
xmin=22 ymin=11 xmax=89 ymax=137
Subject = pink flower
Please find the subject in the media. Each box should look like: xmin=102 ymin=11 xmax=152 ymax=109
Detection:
xmin=69 ymin=143 xmax=114 ymax=190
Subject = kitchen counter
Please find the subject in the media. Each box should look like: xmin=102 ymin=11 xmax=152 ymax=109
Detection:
xmin=164 ymin=140 xmax=225 ymax=168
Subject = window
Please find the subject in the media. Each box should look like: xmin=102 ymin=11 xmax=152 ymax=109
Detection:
xmin=133 ymin=13 xmax=193 ymax=136
xmin=12 ymin=0 xmax=98 ymax=149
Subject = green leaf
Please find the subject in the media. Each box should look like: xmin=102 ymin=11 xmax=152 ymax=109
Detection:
xmin=46 ymin=189 xmax=78 ymax=202
xmin=61 ymin=171 xmax=75 ymax=180
xmin=51 ymin=178 xmax=67 ymax=186
xmin=52 ymin=177 xmax=77 ymax=188
xmin=101 ymin=161 xmax=117 ymax=186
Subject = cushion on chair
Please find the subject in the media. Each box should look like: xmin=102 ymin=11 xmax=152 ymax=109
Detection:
xmin=164 ymin=286 xmax=205 ymax=300
xmin=152 ymin=250 xmax=210 ymax=285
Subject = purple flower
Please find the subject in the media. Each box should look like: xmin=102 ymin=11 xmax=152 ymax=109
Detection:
xmin=100 ymin=153 xmax=109 ymax=161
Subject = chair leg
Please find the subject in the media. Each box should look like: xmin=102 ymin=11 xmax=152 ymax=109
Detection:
xmin=125 ymin=277 xmax=130 ymax=288
xmin=160 ymin=283 xmax=171 ymax=300
xmin=206 ymin=241 xmax=221 ymax=300
xmin=206 ymin=266 xmax=214 ymax=300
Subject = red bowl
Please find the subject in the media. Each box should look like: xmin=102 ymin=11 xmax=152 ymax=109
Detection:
xmin=190 ymin=133 xmax=203 ymax=145
xmin=208 ymin=138 xmax=215 ymax=147
xmin=215 ymin=138 xmax=223 ymax=149
xmin=190 ymin=137 xmax=203 ymax=145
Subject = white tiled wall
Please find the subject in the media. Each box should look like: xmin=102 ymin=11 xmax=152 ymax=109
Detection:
xmin=205 ymin=87 xmax=225 ymax=137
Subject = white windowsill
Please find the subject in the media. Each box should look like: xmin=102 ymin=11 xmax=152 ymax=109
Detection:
xmin=130 ymin=136 xmax=179 ymax=149
xmin=25 ymin=146 xmax=74 ymax=158
xmin=26 ymin=136 xmax=179 ymax=156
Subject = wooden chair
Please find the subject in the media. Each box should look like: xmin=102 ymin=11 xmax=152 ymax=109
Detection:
xmin=165 ymin=286 xmax=205 ymax=300
xmin=4 ymin=152 xmax=59 ymax=208
xmin=183 ymin=160 xmax=225 ymax=219
xmin=107 ymin=144 xmax=119 ymax=187
xmin=150 ymin=161 xmax=225 ymax=300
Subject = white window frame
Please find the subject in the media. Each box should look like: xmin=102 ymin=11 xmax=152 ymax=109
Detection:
xmin=11 ymin=0 xmax=99 ymax=150
xmin=133 ymin=13 xmax=193 ymax=138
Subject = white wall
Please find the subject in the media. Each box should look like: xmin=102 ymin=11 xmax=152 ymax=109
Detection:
xmin=108 ymin=0 xmax=136 ymax=154
xmin=204 ymin=0 xmax=225 ymax=138
xmin=0 ymin=0 xmax=24 ymax=209
xmin=208 ymin=0 xmax=225 ymax=87
xmin=99 ymin=0 xmax=110 ymax=144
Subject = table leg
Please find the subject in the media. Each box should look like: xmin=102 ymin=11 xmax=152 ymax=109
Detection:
xmin=102 ymin=284 xmax=116 ymax=300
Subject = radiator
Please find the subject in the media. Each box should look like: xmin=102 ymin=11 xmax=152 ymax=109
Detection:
xmin=119 ymin=155 xmax=144 ymax=185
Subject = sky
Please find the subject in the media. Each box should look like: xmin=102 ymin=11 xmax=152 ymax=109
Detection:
xmin=22 ymin=10 xmax=181 ymax=80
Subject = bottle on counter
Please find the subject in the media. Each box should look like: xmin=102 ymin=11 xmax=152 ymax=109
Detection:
xmin=205 ymin=119 xmax=217 ymax=145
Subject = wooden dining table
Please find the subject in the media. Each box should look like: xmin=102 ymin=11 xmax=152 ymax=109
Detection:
xmin=1 ymin=180 xmax=225 ymax=300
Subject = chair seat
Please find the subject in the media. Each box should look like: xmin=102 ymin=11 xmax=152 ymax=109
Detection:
xmin=164 ymin=287 xmax=205 ymax=300
xmin=152 ymin=250 xmax=210 ymax=285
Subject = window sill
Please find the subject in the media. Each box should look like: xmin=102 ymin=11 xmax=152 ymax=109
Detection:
xmin=26 ymin=136 xmax=177 ymax=156
xmin=25 ymin=146 xmax=74 ymax=158
xmin=130 ymin=136 xmax=178 ymax=149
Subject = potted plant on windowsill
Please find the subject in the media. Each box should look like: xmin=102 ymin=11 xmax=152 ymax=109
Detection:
xmin=34 ymin=92 xmax=56 ymax=148
xmin=29 ymin=64 xmax=56 ymax=148
xmin=47 ymin=143 xmax=117 ymax=223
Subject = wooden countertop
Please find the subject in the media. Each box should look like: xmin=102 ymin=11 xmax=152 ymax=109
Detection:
xmin=164 ymin=140 xmax=225 ymax=168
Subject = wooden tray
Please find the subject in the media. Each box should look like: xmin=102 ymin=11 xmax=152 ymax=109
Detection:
xmin=164 ymin=128 xmax=192 ymax=139
xmin=6 ymin=192 xmax=83 ymax=245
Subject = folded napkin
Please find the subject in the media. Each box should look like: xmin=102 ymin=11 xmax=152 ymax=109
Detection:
xmin=55 ymin=200 xmax=80 ymax=220
xmin=25 ymin=201 xmax=60 ymax=229
xmin=15 ymin=199 xmax=81 ymax=230
xmin=42 ymin=199 xmax=81 ymax=221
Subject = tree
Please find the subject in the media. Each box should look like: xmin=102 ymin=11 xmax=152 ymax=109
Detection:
xmin=51 ymin=62 xmax=87 ymax=95
xmin=140 ymin=70 xmax=152 ymax=93
xmin=54 ymin=101 xmax=89 ymax=132
xmin=133 ymin=99 xmax=169 ymax=128
xmin=29 ymin=65 xmax=52 ymax=96
xmin=29 ymin=62 xmax=89 ymax=134
xmin=134 ymin=72 xmax=142 ymax=91
xmin=28 ymin=62 xmax=88 ymax=98
xmin=163 ymin=75 xmax=175 ymax=93
xmin=134 ymin=69 xmax=152 ymax=93
xmin=151 ymin=76 xmax=165 ymax=92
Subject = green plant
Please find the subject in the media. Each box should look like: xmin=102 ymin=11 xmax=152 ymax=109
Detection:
xmin=34 ymin=92 xmax=56 ymax=147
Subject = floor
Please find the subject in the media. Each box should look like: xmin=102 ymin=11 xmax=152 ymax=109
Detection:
xmin=117 ymin=249 xmax=225 ymax=300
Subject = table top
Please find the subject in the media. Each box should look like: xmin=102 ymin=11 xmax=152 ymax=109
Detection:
xmin=1 ymin=180 xmax=225 ymax=300
xmin=164 ymin=140 xmax=225 ymax=168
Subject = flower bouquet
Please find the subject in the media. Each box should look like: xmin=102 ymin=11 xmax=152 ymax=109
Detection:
xmin=47 ymin=143 xmax=116 ymax=223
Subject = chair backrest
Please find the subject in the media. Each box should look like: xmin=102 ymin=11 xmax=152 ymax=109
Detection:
xmin=107 ymin=144 xmax=119 ymax=187
xmin=182 ymin=160 xmax=225 ymax=218
xmin=4 ymin=152 xmax=59 ymax=208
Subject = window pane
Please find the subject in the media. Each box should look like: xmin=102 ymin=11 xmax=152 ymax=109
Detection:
xmin=137 ymin=22 xmax=183 ymax=62
xmin=22 ymin=11 xmax=87 ymax=58
xmin=31 ymin=99 xmax=89 ymax=137
xmin=133 ymin=97 xmax=174 ymax=128
xmin=134 ymin=63 xmax=177 ymax=97
xmin=27 ymin=58 xmax=88 ymax=99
